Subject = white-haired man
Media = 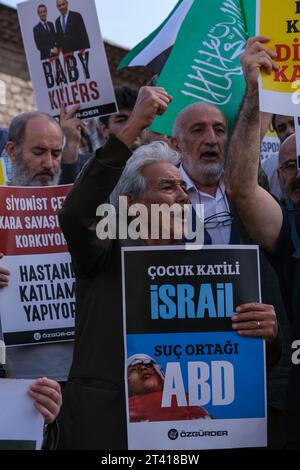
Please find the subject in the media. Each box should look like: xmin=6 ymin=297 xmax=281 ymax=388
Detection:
xmin=57 ymin=85 xmax=279 ymax=449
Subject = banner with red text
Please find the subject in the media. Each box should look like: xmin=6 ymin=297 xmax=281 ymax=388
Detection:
xmin=17 ymin=0 xmax=117 ymax=120
xmin=257 ymin=0 xmax=300 ymax=115
xmin=0 ymin=185 xmax=75 ymax=345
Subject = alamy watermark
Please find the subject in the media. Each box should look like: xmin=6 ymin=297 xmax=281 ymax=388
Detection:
xmin=95 ymin=197 xmax=204 ymax=247
xmin=291 ymin=340 xmax=300 ymax=365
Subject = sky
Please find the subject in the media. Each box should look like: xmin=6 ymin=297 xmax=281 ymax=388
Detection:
xmin=2 ymin=0 xmax=179 ymax=49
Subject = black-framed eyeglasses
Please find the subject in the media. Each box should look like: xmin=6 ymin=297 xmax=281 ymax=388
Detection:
xmin=279 ymin=159 xmax=299 ymax=175
xmin=204 ymin=210 xmax=233 ymax=229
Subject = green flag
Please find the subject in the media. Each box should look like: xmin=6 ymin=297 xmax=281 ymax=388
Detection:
xmin=240 ymin=0 xmax=256 ymax=37
xmin=151 ymin=0 xmax=252 ymax=135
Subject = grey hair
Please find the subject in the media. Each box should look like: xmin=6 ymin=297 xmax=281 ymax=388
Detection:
xmin=110 ymin=141 xmax=180 ymax=210
xmin=8 ymin=112 xmax=60 ymax=146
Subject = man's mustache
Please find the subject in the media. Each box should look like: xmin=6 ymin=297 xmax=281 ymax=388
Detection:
xmin=33 ymin=171 xmax=55 ymax=179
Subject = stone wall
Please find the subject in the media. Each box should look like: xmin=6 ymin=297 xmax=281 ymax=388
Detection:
xmin=0 ymin=3 xmax=152 ymax=127
xmin=0 ymin=4 xmax=35 ymax=126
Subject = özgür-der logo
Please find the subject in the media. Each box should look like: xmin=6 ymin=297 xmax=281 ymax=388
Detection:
xmin=168 ymin=429 xmax=179 ymax=440
xmin=34 ymin=332 xmax=41 ymax=341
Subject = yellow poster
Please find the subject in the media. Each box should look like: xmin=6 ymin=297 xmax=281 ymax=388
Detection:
xmin=257 ymin=0 xmax=300 ymax=115
xmin=0 ymin=159 xmax=6 ymax=186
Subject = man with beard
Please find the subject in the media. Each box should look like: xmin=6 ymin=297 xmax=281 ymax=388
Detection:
xmin=57 ymin=86 xmax=279 ymax=449
xmin=171 ymin=101 xmax=286 ymax=448
xmin=277 ymin=134 xmax=300 ymax=208
xmin=224 ymin=35 xmax=300 ymax=448
xmin=6 ymin=112 xmax=62 ymax=187
xmin=0 ymin=111 xmax=75 ymax=384
xmin=172 ymin=103 xmax=230 ymax=245
xmin=261 ymin=114 xmax=295 ymax=200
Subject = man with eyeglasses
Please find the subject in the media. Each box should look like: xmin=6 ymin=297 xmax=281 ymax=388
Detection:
xmin=225 ymin=35 xmax=300 ymax=449
xmin=277 ymin=134 xmax=300 ymax=209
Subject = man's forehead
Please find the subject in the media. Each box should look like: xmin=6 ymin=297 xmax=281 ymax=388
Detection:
xmin=143 ymin=161 xmax=181 ymax=179
xmin=279 ymin=134 xmax=296 ymax=161
xmin=185 ymin=105 xmax=226 ymax=126
xmin=23 ymin=117 xmax=62 ymax=142
xmin=25 ymin=116 xmax=60 ymax=130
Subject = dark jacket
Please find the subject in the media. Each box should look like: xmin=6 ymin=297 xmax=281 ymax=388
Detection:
xmin=57 ymin=137 xmax=281 ymax=449
xmin=58 ymin=136 xmax=132 ymax=449
xmin=55 ymin=11 xmax=90 ymax=53
xmin=33 ymin=21 xmax=57 ymax=60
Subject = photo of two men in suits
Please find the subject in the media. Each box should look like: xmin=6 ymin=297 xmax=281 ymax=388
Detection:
xmin=33 ymin=0 xmax=90 ymax=61
xmin=33 ymin=4 xmax=58 ymax=60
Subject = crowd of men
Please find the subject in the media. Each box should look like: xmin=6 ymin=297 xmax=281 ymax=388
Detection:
xmin=1 ymin=29 xmax=300 ymax=450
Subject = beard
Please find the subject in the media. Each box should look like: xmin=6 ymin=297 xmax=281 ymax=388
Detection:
xmin=282 ymin=178 xmax=300 ymax=208
xmin=11 ymin=152 xmax=61 ymax=187
xmin=182 ymin=154 xmax=224 ymax=186
xmin=288 ymin=189 xmax=300 ymax=209
xmin=180 ymin=140 xmax=224 ymax=186
xmin=191 ymin=160 xmax=224 ymax=186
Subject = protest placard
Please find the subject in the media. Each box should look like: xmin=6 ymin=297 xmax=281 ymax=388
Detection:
xmin=0 ymin=379 xmax=43 ymax=450
xmin=257 ymin=0 xmax=300 ymax=115
xmin=0 ymin=185 xmax=75 ymax=345
xmin=122 ymin=245 xmax=266 ymax=450
xmin=17 ymin=0 xmax=117 ymax=119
